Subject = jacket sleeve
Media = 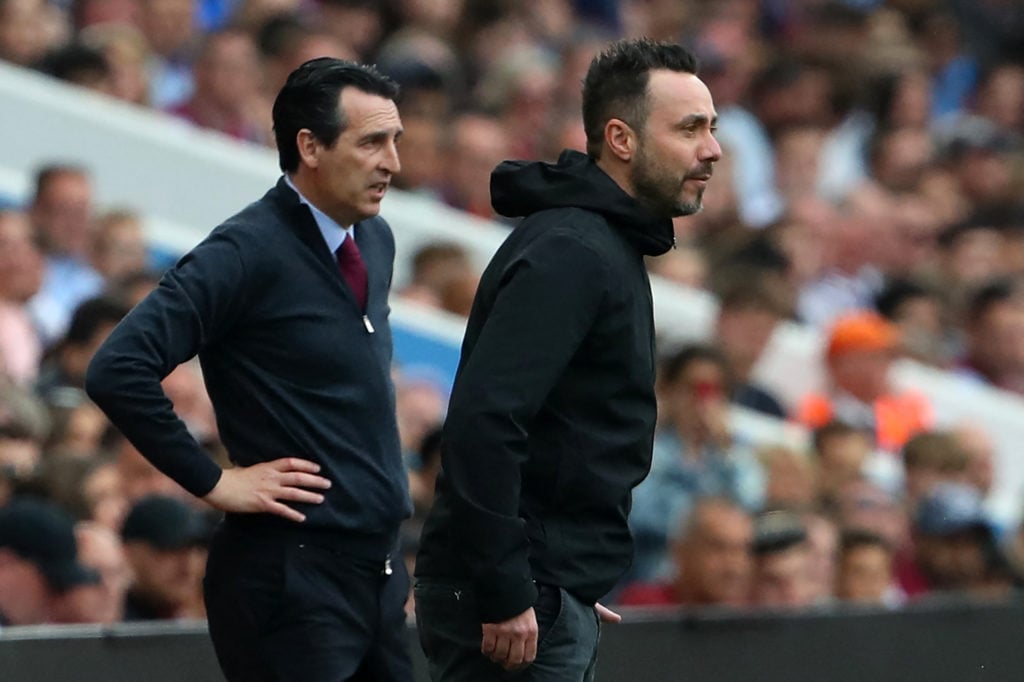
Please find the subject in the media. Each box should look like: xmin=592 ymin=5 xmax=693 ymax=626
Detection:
xmin=441 ymin=230 xmax=608 ymax=623
xmin=85 ymin=232 xmax=251 ymax=498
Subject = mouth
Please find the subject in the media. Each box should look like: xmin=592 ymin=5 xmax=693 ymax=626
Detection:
xmin=368 ymin=182 xmax=389 ymax=198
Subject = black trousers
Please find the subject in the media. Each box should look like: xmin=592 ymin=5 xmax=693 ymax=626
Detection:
xmin=203 ymin=518 xmax=415 ymax=682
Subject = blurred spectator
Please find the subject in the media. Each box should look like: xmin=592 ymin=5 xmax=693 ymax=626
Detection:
xmin=952 ymin=424 xmax=996 ymax=501
xmin=167 ymin=27 xmax=269 ymax=144
xmin=399 ymin=241 xmax=474 ymax=309
xmin=407 ymin=424 xmax=441 ymax=520
xmin=79 ymin=23 xmax=151 ymax=105
xmin=26 ymin=165 xmax=105 ymax=346
xmin=477 ymin=44 xmax=558 ymax=161
xmin=940 ymin=117 xmax=1019 ymax=216
xmin=120 ymin=494 xmax=209 ymax=620
xmin=38 ymin=41 xmax=114 ymax=94
xmin=832 ymin=477 xmax=909 ymax=562
xmin=114 ymin=436 xmax=187 ymax=504
xmin=376 ymin=27 xmax=462 ymax=119
xmin=973 ymin=62 xmax=1024 ymax=134
xmin=713 ymin=275 xmax=789 ymax=418
xmin=630 ymin=345 xmax=765 ymax=581
xmin=233 ymin=0 xmax=307 ymax=34
xmin=902 ymin=430 xmax=969 ymax=511
xmin=760 ymin=446 xmax=818 ymax=512
xmin=44 ymin=395 xmax=109 ymax=457
xmin=774 ymin=124 xmax=828 ymax=205
xmin=0 ymin=0 xmax=61 ymax=67
xmin=835 ymin=528 xmax=895 ymax=606
xmin=796 ymin=310 xmax=932 ymax=453
xmin=803 ymin=510 xmax=840 ymax=604
xmin=906 ymin=482 xmax=1013 ymax=599
xmin=256 ymin=12 xmax=356 ymax=102
xmin=90 ymin=209 xmax=148 ymax=281
xmin=696 ymin=23 xmax=784 ymax=228
xmin=42 ymin=454 xmax=128 ymax=531
xmin=107 ymin=269 xmax=162 ymax=308
xmin=0 ymin=414 xmax=42 ymax=484
xmin=874 ymin=278 xmax=949 ymax=368
xmin=394 ymin=367 xmax=445 ymax=458
xmin=73 ymin=0 xmax=141 ymax=29
xmin=139 ymin=0 xmax=199 ymax=108
xmin=813 ymin=421 xmax=872 ymax=505
xmin=749 ymin=509 xmax=815 ymax=609
xmin=70 ymin=521 xmax=130 ymax=623
xmin=796 ymin=190 xmax=888 ymax=328
xmin=618 ymin=497 xmax=753 ymax=609
xmin=439 ymin=111 xmax=511 ymax=220
xmin=938 ymin=223 xmax=1009 ymax=296
xmin=646 ymin=244 xmax=708 ymax=290
xmin=392 ymin=114 xmax=443 ymax=194
xmin=438 ymin=269 xmax=479 ymax=318
xmin=319 ymin=0 xmax=383 ymax=60
xmin=161 ymin=361 xmax=218 ymax=447
xmin=36 ymin=295 xmax=130 ymax=402
xmin=958 ymin=278 xmax=1024 ymax=395
xmin=0 ymin=496 xmax=100 ymax=625
xmin=0 ymin=209 xmax=44 ymax=386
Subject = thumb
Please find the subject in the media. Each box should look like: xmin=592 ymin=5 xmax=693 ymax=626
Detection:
xmin=595 ymin=602 xmax=622 ymax=623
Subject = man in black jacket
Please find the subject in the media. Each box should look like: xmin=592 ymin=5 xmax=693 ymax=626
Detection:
xmin=86 ymin=59 xmax=413 ymax=681
xmin=414 ymin=39 xmax=722 ymax=681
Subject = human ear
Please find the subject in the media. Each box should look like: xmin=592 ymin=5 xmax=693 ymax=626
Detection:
xmin=604 ymin=118 xmax=635 ymax=162
xmin=296 ymin=129 xmax=320 ymax=169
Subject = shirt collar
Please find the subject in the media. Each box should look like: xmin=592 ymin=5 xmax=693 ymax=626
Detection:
xmin=284 ymin=174 xmax=353 ymax=255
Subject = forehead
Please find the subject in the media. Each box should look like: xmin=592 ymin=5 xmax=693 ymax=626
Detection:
xmin=338 ymin=87 xmax=401 ymax=133
xmin=645 ymin=69 xmax=716 ymax=122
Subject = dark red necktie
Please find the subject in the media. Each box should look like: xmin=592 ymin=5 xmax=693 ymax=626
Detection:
xmin=335 ymin=236 xmax=368 ymax=310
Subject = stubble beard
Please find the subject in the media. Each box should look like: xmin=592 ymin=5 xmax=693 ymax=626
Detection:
xmin=631 ymin=149 xmax=704 ymax=219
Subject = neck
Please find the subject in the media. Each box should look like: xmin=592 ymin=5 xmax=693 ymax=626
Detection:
xmin=289 ymin=171 xmax=353 ymax=227
xmin=595 ymin=155 xmax=635 ymax=199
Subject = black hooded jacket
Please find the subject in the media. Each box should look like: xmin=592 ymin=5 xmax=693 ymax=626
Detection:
xmin=415 ymin=150 xmax=675 ymax=622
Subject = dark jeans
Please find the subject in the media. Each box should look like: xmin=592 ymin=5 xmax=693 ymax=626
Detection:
xmin=414 ymin=580 xmax=600 ymax=682
xmin=204 ymin=520 xmax=414 ymax=682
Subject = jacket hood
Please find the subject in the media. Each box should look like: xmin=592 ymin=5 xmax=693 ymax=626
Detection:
xmin=490 ymin=149 xmax=676 ymax=257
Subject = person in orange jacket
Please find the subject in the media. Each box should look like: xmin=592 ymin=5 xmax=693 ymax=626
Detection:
xmin=797 ymin=310 xmax=932 ymax=453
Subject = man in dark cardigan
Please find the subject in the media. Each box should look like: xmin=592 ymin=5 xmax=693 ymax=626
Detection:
xmin=86 ymin=58 xmax=413 ymax=682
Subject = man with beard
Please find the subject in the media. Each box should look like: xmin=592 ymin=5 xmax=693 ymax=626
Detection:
xmin=414 ymin=38 xmax=721 ymax=681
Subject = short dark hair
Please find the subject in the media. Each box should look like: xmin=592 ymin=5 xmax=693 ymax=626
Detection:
xmin=839 ymin=528 xmax=892 ymax=556
xmin=64 ymin=296 xmax=130 ymax=347
xmin=874 ymin=277 xmax=932 ymax=321
xmin=967 ymin=278 xmax=1018 ymax=326
xmin=812 ymin=420 xmax=863 ymax=454
xmin=39 ymin=43 xmax=111 ymax=86
xmin=33 ymin=164 xmax=88 ymax=202
xmin=659 ymin=343 xmax=730 ymax=386
xmin=581 ymin=38 xmax=698 ymax=158
xmin=272 ymin=57 xmax=400 ymax=172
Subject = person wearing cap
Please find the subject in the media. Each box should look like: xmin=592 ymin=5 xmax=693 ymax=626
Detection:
xmin=906 ymin=481 xmax=1019 ymax=599
xmin=749 ymin=510 xmax=816 ymax=609
xmin=0 ymin=497 xmax=100 ymax=625
xmin=796 ymin=309 xmax=933 ymax=453
xmin=120 ymin=495 xmax=208 ymax=621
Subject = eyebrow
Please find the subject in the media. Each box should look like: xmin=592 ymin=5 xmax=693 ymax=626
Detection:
xmin=677 ymin=114 xmax=718 ymax=128
xmin=357 ymin=128 xmax=403 ymax=145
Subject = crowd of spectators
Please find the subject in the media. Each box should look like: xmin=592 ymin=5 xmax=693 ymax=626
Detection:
xmin=2 ymin=0 xmax=1024 ymax=627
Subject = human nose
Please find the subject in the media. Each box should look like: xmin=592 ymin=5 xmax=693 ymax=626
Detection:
xmin=381 ymin=139 xmax=401 ymax=174
xmin=700 ymin=131 xmax=722 ymax=163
